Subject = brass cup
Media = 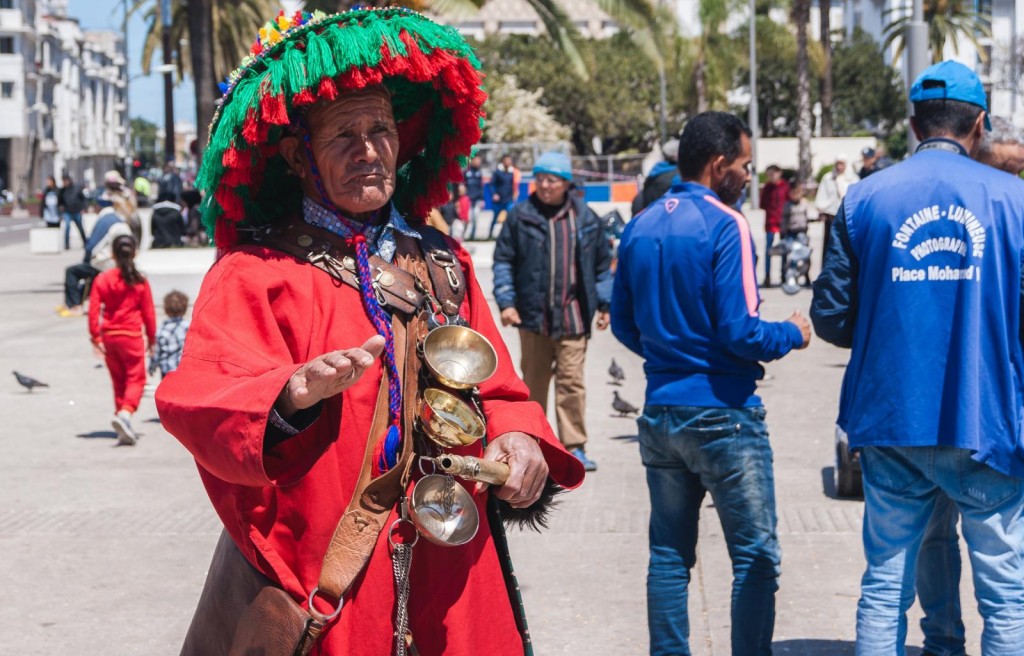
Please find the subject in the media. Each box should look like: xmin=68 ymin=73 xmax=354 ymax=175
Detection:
xmin=421 ymin=325 xmax=498 ymax=390
xmin=419 ymin=388 xmax=486 ymax=448
xmin=408 ymin=474 xmax=479 ymax=547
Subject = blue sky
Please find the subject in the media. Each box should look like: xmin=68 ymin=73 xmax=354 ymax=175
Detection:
xmin=68 ymin=0 xmax=198 ymax=126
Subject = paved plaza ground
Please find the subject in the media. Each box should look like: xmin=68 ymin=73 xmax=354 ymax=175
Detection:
xmin=0 ymin=216 xmax=981 ymax=654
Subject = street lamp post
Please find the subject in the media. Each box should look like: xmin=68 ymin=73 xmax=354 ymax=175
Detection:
xmin=906 ymin=0 xmax=929 ymax=152
xmin=749 ymin=0 xmax=760 ymax=210
xmin=161 ymin=0 xmax=176 ymax=165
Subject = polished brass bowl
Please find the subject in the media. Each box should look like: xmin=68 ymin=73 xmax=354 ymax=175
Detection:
xmin=421 ymin=325 xmax=498 ymax=390
xmin=408 ymin=474 xmax=479 ymax=547
xmin=420 ymin=388 xmax=486 ymax=448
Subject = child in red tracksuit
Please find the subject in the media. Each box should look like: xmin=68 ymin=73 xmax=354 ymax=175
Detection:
xmin=88 ymin=234 xmax=156 ymax=445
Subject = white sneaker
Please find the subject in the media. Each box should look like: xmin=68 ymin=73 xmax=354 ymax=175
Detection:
xmin=112 ymin=411 xmax=137 ymax=446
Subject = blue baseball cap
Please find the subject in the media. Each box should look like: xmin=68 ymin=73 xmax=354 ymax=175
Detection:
xmin=533 ymin=151 xmax=573 ymax=181
xmin=909 ymin=60 xmax=991 ymax=130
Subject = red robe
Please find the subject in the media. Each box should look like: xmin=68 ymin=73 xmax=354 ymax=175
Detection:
xmin=155 ymin=240 xmax=585 ymax=655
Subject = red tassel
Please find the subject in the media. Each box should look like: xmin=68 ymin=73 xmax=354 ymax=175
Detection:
xmin=250 ymin=40 xmax=261 ymax=56
xmin=317 ymin=77 xmax=337 ymax=101
xmin=292 ymin=10 xmax=303 ymax=25
xmin=221 ymin=166 xmax=252 ymax=187
xmin=242 ymin=112 xmax=261 ymax=145
xmin=292 ymin=88 xmax=316 ymax=106
xmin=222 ymin=146 xmax=246 ymax=168
xmin=260 ymin=93 xmax=289 ymax=126
xmin=337 ymin=68 xmax=367 ymax=91
xmin=215 ymin=187 xmax=246 ymax=220
xmin=214 ymin=221 xmax=238 ymax=250
xmin=399 ymin=33 xmax=434 ymax=83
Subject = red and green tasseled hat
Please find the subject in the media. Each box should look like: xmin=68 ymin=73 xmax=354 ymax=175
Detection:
xmin=198 ymin=7 xmax=487 ymax=249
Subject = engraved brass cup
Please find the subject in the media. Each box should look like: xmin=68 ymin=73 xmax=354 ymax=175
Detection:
xmin=421 ymin=325 xmax=498 ymax=390
xmin=419 ymin=388 xmax=486 ymax=448
xmin=408 ymin=474 xmax=479 ymax=547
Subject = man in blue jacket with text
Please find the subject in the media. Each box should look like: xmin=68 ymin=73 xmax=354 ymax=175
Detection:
xmin=811 ymin=61 xmax=1024 ymax=655
xmin=612 ymin=111 xmax=810 ymax=656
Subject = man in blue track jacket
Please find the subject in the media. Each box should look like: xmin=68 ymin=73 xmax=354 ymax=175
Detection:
xmin=811 ymin=61 xmax=1024 ymax=655
xmin=612 ymin=111 xmax=811 ymax=656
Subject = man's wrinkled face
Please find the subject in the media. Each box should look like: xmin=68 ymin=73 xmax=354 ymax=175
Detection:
xmin=714 ymin=133 xmax=752 ymax=207
xmin=285 ymin=87 xmax=399 ymax=219
xmin=535 ymin=173 xmax=570 ymax=206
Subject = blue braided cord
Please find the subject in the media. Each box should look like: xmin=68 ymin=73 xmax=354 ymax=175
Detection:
xmin=299 ymin=122 xmax=404 ymax=472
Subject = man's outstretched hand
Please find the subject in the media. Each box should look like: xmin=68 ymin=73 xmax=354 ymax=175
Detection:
xmin=275 ymin=335 xmax=386 ymax=418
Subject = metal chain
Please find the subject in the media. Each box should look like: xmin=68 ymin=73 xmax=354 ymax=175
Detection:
xmin=392 ymin=541 xmax=414 ymax=656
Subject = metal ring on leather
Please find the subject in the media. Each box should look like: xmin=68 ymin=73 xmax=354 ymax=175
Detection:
xmin=307 ymin=586 xmax=344 ymax=621
xmin=388 ymin=517 xmax=420 ymax=548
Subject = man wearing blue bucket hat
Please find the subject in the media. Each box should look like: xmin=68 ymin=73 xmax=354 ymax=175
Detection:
xmin=494 ymin=151 xmax=612 ymax=472
xmin=812 ymin=60 xmax=1024 ymax=654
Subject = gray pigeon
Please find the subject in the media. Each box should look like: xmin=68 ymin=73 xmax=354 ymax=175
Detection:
xmin=608 ymin=358 xmax=625 ymax=385
xmin=13 ymin=371 xmax=48 ymax=392
xmin=612 ymin=391 xmax=639 ymax=417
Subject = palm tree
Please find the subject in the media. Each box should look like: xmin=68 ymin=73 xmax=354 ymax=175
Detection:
xmin=129 ymin=0 xmax=274 ymax=160
xmin=820 ymin=0 xmax=833 ymax=136
xmin=883 ymin=0 xmax=991 ymax=64
xmin=792 ymin=0 xmax=813 ymax=182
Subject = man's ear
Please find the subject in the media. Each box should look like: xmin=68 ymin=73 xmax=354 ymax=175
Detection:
xmin=279 ymin=136 xmax=306 ymax=179
xmin=709 ymin=154 xmax=727 ymax=185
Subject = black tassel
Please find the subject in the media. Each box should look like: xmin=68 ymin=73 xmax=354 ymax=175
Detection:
xmin=497 ymin=478 xmax=564 ymax=532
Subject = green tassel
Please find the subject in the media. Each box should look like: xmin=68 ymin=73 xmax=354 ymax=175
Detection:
xmin=282 ymin=45 xmax=308 ymax=97
xmin=304 ymin=30 xmax=333 ymax=83
xmin=267 ymin=58 xmax=285 ymax=96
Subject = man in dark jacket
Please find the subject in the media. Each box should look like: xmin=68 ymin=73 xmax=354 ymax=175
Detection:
xmin=494 ymin=151 xmax=612 ymax=471
xmin=58 ymin=174 xmax=87 ymax=249
xmin=150 ymin=192 xmax=186 ymax=248
xmin=489 ymin=153 xmax=518 ymax=239
xmin=463 ymin=155 xmax=484 ymax=240
xmin=631 ymin=139 xmax=680 ymax=216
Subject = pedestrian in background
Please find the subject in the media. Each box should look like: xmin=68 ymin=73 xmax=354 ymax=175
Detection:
xmin=489 ymin=153 xmax=519 ymax=239
xmin=463 ymin=154 xmax=484 ymax=240
xmin=150 ymin=290 xmax=189 ymax=379
xmin=41 ymin=175 xmax=60 ymax=229
xmin=150 ymin=191 xmax=186 ymax=248
xmin=59 ymin=197 xmax=133 ymax=317
xmin=494 ymin=150 xmax=612 ymax=472
xmin=977 ymin=115 xmax=1024 ymax=175
xmin=857 ymin=146 xmax=893 ymax=179
xmin=759 ymin=164 xmax=790 ymax=287
xmin=612 ymin=111 xmax=810 ymax=656
xmin=133 ymin=174 xmax=152 ymax=207
xmin=158 ymin=163 xmax=183 ymax=203
xmin=631 ymin=139 xmax=680 ymax=216
xmin=88 ymin=234 xmax=156 ymax=446
xmin=58 ymin=173 xmax=87 ymax=249
xmin=814 ymin=154 xmax=856 ymax=258
xmin=811 ymin=60 xmax=1024 ymax=655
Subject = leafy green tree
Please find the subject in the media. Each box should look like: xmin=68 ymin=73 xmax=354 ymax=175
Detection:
xmin=484 ymin=75 xmax=571 ymax=143
xmin=883 ymin=0 xmax=991 ymax=64
xmin=130 ymin=117 xmax=160 ymax=169
xmin=734 ymin=17 xmax=822 ymax=138
xmin=475 ymin=33 xmax=685 ymax=154
xmin=831 ymin=29 xmax=906 ymax=136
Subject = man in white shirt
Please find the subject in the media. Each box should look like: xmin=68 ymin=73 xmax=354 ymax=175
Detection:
xmin=815 ymin=154 xmax=857 ymax=257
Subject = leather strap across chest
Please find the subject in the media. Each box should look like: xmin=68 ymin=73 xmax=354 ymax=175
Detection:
xmin=251 ymin=220 xmax=466 ymax=318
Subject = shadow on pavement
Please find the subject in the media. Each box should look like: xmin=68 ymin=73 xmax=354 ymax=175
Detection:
xmin=821 ymin=467 xmax=864 ymax=502
xmin=77 ymin=430 xmax=116 ymax=439
xmin=773 ymin=639 xmax=924 ymax=655
xmin=610 ymin=434 xmax=638 ymax=443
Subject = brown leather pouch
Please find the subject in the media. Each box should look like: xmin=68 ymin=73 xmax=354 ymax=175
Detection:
xmin=228 ymin=587 xmax=322 ymax=656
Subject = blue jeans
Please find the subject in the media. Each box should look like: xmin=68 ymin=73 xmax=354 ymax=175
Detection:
xmin=856 ymin=446 xmax=1024 ymax=656
xmin=916 ymin=493 xmax=966 ymax=656
xmin=638 ymin=405 xmax=780 ymax=656
xmin=63 ymin=211 xmax=85 ymax=249
xmin=489 ymin=200 xmax=512 ymax=239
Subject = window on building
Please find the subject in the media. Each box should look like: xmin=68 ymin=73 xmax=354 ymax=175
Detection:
xmin=1 ymin=82 xmax=14 ymax=99
xmin=0 ymin=37 xmax=14 ymax=54
xmin=0 ymin=0 xmax=13 ymax=9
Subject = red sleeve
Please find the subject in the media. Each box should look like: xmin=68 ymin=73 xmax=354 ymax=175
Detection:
xmin=452 ymin=239 xmax=585 ymax=491
xmin=155 ymin=249 xmax=332 ymax=487
xmin=88 ymin=273 xmax=103 ymax=343
xmin=141 ymin=280 xmax=156 ymax=344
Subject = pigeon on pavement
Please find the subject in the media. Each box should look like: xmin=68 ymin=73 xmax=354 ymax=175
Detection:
xmin=13 ymin=371 xmax=49 ymax=392
xmin=608 ymin=358 xmax=625 ymax=385
xmin=612 ymin=391 xmax=639 ymax=417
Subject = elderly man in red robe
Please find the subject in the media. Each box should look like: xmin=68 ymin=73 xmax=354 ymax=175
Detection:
xmin=155 ymin=8 xmax=583 ymax=656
